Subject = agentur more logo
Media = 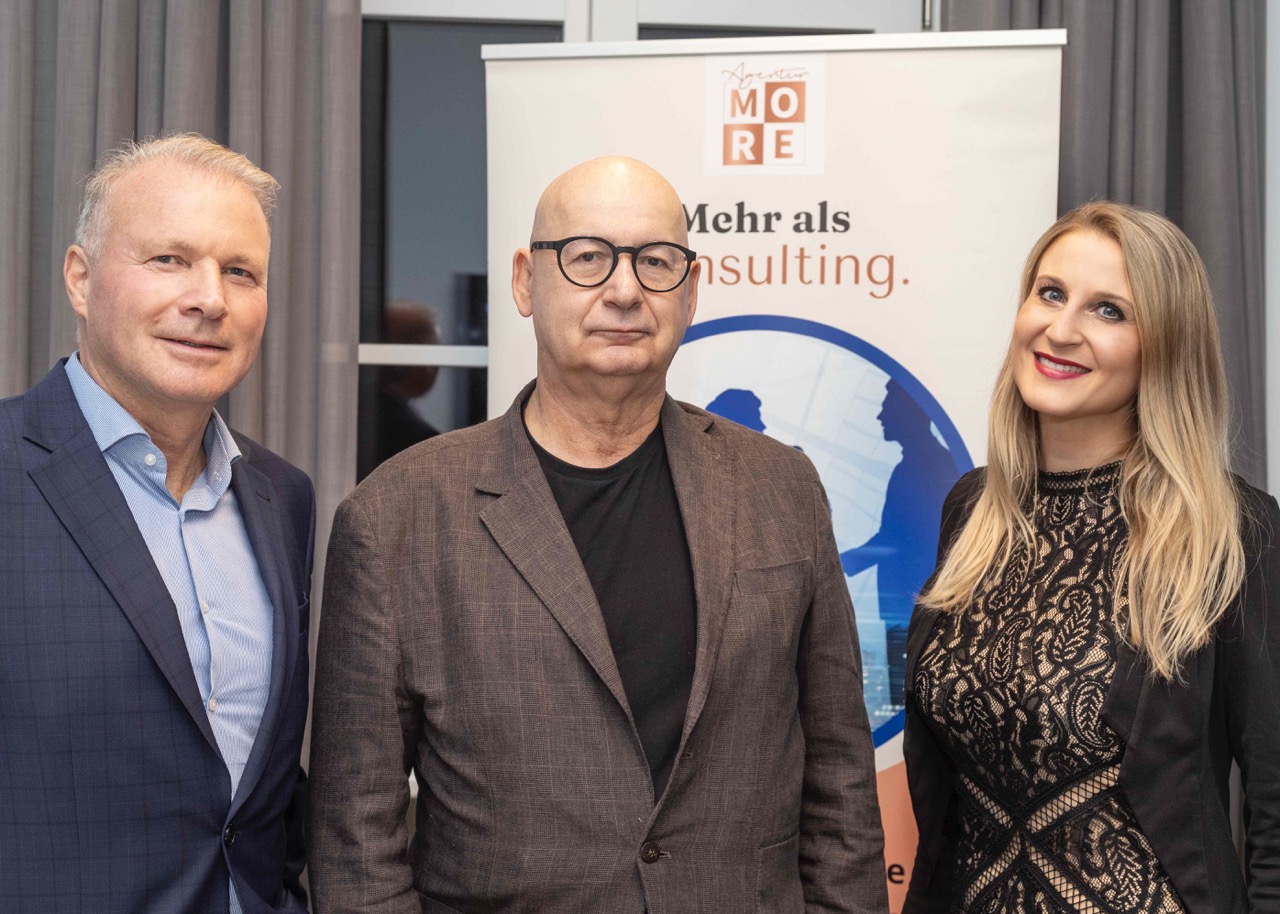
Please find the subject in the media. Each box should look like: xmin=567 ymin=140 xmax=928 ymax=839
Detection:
xmin=722 ymin=69 xmax=807 ymax=166
xmin=705 ymin=55 xmax=826 ymax=176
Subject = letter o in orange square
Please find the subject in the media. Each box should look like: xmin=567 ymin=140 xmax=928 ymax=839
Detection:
xmin=765 ymin=82 xmax=805 ymax=123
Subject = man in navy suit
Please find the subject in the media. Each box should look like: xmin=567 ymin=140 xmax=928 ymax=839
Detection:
xmin=0 ymin=134 xmax=314 ymax=913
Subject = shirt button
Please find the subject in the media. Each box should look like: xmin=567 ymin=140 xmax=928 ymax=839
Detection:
xmin=208 ymin=697 xmax=218 ymax=713
xmin=144 ymin=453 xmax=157 ymax=466
xmin=200 ymin=600 xmax=209 ymax=615
xmin=640 ymin=841 xmax=661 ymax=864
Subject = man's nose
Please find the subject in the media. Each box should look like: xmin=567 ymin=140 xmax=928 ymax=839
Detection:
xmin=183 ymin=261 xmax=229 ymax=319
xmin=602 ymin=253 xmax=644 ymax=308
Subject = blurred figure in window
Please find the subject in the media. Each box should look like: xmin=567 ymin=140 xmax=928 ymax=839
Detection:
xmin=374 ymin=300 xmax=442 ymax=465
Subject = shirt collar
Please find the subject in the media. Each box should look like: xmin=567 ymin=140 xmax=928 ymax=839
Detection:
xmin=201 ymin=407 xmax=241 ymax=497
xmin=64 ymin=352 xmax=242 ymax=489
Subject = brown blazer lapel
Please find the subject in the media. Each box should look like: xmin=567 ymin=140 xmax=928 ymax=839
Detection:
xmin=661 ymin=398 xmax=736 ymax=739
xmin=477 ymin=390 xmax=632 ymax=719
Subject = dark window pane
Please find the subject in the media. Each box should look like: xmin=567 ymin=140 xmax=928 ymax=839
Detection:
xmin=362 ymin=19 xmax=561 ymax=348
xmin=357 ymin=365 xmax=488 ymax=481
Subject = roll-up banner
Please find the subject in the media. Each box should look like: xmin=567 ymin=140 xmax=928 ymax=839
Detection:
xmin=485 ymin=31 xmax=1063 ymax=909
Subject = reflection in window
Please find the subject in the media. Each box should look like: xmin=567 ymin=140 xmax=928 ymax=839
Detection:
xmin=363 ymin=18 xmax=560 ymax=348
xmin=358 ymin=365 xmax=487 ymax=481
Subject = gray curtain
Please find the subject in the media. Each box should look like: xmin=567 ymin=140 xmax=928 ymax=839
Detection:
xmin=0 ymin=0 xmax=360 ymax=619
xmin=942 ymin=0 xmax=1267 ymax=486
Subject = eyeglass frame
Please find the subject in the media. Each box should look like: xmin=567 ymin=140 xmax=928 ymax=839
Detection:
xmin=530 ymin=236 xmax=698 ymax=293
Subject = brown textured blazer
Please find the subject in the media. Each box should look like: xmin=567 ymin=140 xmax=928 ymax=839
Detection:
xmin=308 ymin=386 xmax=888 ymax=914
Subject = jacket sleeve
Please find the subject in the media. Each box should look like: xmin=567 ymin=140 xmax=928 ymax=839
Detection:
xmin=796 ymin=467 xmax=890 ymax=914
xmin=900 ymin=469 xmax=983 ymax=914
xmin=281 ymin=479 xmax=317 ymax=911
xmin=307 ymin=495 xmax=422 ymax=914
xmin=1221 ymin=490 xmax=1280 ymax=909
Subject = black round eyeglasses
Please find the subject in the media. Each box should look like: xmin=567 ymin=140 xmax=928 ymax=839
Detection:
xmin=531 ymin=236 xmax=697 ymax=293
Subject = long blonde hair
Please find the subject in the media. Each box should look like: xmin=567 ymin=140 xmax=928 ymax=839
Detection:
xmin=919 ymin=202 xmax=1245 ymax=682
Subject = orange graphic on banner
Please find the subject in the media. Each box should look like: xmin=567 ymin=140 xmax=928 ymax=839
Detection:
xmin=722 ymin=123 xmax=765 ymax=165
xmin=722 ymin=80 xmax=807 ymax=166
xmin=877 ymin=760 xmax=917 ymax=914
xmin=727 ymin=87 xmax=759 ymax=119
xmin=765 ymin=81 xmax=806 ymax=122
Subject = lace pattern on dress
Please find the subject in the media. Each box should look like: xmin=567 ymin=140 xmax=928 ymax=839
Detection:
xmin=914 ymin=463 xmax=1186 ymax=914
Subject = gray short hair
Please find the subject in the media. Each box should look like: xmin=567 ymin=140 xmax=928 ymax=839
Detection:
xmin=75 ymin=133 xmax=280 ymax=260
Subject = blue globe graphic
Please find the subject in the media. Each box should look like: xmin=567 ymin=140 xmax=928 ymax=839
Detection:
xmin=671 ymin=315 xmax=973 ymax=746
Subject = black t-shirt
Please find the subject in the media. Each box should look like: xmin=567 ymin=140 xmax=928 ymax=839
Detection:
xmin=527 ymin=417 xmax=697 ymax=799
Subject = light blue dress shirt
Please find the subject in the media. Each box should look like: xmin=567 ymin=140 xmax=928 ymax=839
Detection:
xmin=65 ymin=353 xmax=274 ymax=914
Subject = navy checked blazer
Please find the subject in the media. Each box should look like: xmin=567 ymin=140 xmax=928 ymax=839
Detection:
xmin=0 ymin=362 xmax=315 ymax=914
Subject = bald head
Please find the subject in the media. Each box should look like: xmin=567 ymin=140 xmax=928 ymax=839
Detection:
xmin=511 ymin=155 xmax=700 ymax=399
xmin=530 ymin=157 xmax=689 ymax=246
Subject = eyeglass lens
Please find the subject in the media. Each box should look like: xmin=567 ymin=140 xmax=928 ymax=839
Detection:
xmin=559 ymin=238 xmax=690 ymax=292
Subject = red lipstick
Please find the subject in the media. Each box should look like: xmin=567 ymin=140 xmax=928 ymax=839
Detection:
xmin=1033 ymin=351 xmax=1089 ymax=380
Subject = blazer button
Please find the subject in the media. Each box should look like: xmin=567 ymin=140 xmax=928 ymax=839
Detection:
xmin=640 ymin=841 xmax=661 ymax=864
xmin=223 ymin=824 xmax=238 ymax=847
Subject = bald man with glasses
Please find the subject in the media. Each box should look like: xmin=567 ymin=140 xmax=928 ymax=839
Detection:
xmin=308 ymin=156 xmax=887 ymax=914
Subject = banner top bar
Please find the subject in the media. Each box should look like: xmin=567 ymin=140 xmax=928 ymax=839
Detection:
xmin=482 ymin=29 xmax=1067 ymax=61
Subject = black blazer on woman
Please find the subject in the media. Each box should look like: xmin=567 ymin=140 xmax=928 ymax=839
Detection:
xmin=902 ymin=468 xmax=1280 ymax=914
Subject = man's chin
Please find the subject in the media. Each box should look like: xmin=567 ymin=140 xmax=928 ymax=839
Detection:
xmin=151 ymin=368 xmax=251 ymax=410
xmin=584 ymin=355 xmax=659 ymax=378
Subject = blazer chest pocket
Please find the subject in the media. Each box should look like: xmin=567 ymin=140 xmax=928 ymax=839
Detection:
xmin=734 ymin=559 xmax=811 ymax=596
xmin=728 ymin=560 xmax=812 ymax=655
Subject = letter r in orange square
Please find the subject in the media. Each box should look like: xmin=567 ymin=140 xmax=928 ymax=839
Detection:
xmin=723 ymin=124 xmax=763 ymax=165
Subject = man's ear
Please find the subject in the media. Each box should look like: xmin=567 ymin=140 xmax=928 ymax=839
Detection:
xmin=511 ymin=248 xmax=535 ymax=318
xmin=683 ymin=257 xmax=701 ymax=328
xmin=64 ymin=245 xmax=92 ymax=320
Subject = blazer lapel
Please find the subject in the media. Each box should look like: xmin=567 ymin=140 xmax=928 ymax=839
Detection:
xmin=661 ymin=399 xmax=735 ymax=738
xmin=477 ymin=391 xmax=632 ymax=719
xmin=22 ymin=366 xmax=221 ymax=756
xmin=1101 ymin=640 xmax=1212 ymax=913
xmin=1099 ymin=637 xmax=1144 ymax=743
xmin=228 ymin=452 xmax=299 ymax=811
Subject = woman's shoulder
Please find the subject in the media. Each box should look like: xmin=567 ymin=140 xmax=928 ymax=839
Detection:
xmin=1231 ymin=475 xmax=1280 ymax=555
xmin=1232 ymin=475 xmax=1279 ymax=515
xmin=939 ymin=467 xmax=987 ymax=529
xmin=1218 ymin=476 xmax=1280 ymax=645
xmin=949 ymin=467 xmax=988 ymax=502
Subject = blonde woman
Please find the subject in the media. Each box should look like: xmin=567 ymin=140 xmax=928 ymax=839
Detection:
xmin=902 ymin=202 xmax=1279 ymax=914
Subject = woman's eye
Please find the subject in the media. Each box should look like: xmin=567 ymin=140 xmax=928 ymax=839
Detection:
xmin=1097 ymin=302 xmax=1125 ymax=321
xmin=1037 ymin=285 xmax=1064 ymax=303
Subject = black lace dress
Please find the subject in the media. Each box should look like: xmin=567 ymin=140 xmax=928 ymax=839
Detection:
xmin=912 ymin=464 xmax=1186 ymax=914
